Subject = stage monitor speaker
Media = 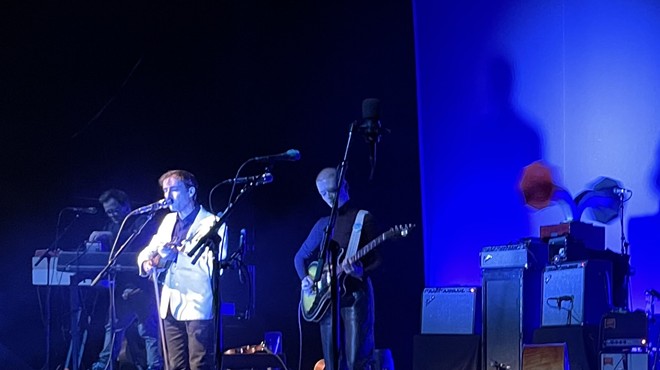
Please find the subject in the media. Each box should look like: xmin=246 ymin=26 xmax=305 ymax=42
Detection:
xmin=542 ymin=260 xmax=612 ymax=326
xmin=522 ymin=343 xmax=569 ymax=370
xmin=413 ymin=334 xmax=480 ymax=370
xmin=421 ymin=287 xmax=481 ymax=334
xmin=532 ymin=325 xmax=599 ymax=370
xmin=482 ymin=266 xmax=542 ymax=370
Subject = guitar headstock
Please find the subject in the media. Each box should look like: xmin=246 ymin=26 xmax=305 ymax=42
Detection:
xmin=388 ymin=223 xmax=416 ymax=238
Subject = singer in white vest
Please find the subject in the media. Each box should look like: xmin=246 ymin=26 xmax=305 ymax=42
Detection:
xmin=138 ymin=169 xmax=225 ymax=370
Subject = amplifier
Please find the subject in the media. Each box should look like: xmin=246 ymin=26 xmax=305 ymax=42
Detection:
xmin=600 ymin=352 xmax=648 ymax=370
xmin=480 ymin=238 xmax=547 ymax=269
xmin=601 ymin=310 xmax=648 ymax=348
xmin=421 ymin=287 xmax=481 ymax=334
xmin=542 ymin=260 xmax=612 ymax=326
xmin=540 ymin=221 xmax=604 ymax=251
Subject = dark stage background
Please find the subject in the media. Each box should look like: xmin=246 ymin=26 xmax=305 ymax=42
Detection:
xmin=0 ymin=1 xmax=422 ymax=370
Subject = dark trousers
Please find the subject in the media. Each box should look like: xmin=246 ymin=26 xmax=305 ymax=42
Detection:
xmin=320 ymin=278 xmax=375 ymax=370
xmin=163 ymin=313 xmax=214 ymax=370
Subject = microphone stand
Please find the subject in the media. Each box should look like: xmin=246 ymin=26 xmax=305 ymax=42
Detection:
xmin=312 ymin=120 xmax=359 ymax=370
xmin=35 ymin=211 xmax=81 ymax=370
xmin=618 ymin=191 xmax=631 ymax=310
xmin=88 ymin=212 xmax=156 ymax=370
xmin=187 ymin=182 xmax=256 ymax=370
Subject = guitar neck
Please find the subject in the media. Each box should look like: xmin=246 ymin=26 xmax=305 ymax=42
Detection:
xmin=344 ymin=231 xmax=390 ymax=266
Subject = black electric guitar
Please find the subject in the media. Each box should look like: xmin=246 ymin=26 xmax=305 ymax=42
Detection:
xmin=300 ymin=223 xmax=415 ymax=322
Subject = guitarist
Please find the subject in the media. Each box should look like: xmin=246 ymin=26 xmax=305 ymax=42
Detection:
xmin=138 ymin=170 xmax=224 ymax=370
xmin=294 ymin=167 xmax=380 ymax=370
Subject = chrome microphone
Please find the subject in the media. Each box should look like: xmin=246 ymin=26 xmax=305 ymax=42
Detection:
xmin=64 ymin=207 xmax=98 ymax=214
xmin=229 ymin=172 xmax=274 ymax=186
xmin=131 ymin=199 xmax=172 ymax=215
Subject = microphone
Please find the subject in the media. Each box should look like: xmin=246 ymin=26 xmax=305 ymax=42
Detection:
xmin=612 ymin=187 xmax=630 ymax=195
xmin=646 ymin=289 xmax=660 ymax=299
xmin=360 ymin=98 xmax=382 ymax=179
xmin=239 ymin=228 xmax=247 ymax=253
xmin=64 ymin=207 xmax=98 ymax=214
xmin=131 ymin=199 xmax=172 ymax=215
xmin=238 ymin=228 xmax=247 ymax=283
xmin=229 ymin=172 xmax=274 ymax=186
xmin=252 ymin=149 xmax=301 ymax=162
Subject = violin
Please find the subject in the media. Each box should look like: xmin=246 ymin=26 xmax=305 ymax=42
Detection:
xmin=223 ymin=342 xmax=266 ymax=355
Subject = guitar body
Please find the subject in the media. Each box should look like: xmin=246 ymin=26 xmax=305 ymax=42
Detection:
xmin=300 ymin=224 xmax=415 ymax=322
xmin=300 ymin=250 xmax=346 ymax=322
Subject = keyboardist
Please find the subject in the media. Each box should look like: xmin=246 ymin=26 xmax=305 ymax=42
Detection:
xmin=89 ymin=189 xmax=163 ymax=370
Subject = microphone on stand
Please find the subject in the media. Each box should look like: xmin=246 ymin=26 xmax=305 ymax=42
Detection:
xmin=229 ymin=173 xmax=274 ymax=186
xmin=64 ymin=207 xmax=98 ymax=214
xmin=252 ymin=149 xmax=301 ymax=162
xmin=612 ymin=187 xmax=630 ymax=195
xmin=238 ymin=228 xmax=247 ymax=283
xmin=130 ymin=199 xmax=172 ymax=215
xmin=359 ymin=98 xmax=386 ymax=180
xmin=646 ymin=289 xmax=660 ymax=299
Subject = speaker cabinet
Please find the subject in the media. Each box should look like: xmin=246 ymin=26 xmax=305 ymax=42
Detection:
xmin=421 ymin=287 xmax=481 ymax=334
xmin=522 ymin=343 xmax=569 ymax=370
xmin=542 ymin=260 xmax=612 ymax=326
xmin=482 ymin=267 xmax=542 ymax=370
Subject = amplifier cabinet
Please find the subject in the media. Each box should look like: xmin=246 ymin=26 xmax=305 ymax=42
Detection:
xmin=421 ymin=287 xmax=481 ymax=334
xmin=600 ymin=352 xmax=648 ymax=370
xmin=542 ymin=260 xmax=612 ymax=326
xmin=482 ymin=267 xmax=542 ymax=370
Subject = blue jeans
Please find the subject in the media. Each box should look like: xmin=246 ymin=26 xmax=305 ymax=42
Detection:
xmin=92 ymin=290 xmax=162 ymax=370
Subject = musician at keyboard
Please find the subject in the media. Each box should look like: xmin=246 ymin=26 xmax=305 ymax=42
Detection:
xmin=89 ymin=189 xmax=163 ymax=370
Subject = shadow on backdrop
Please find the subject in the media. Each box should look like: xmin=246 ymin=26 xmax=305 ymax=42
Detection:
xmin=627 ymin=139 xmax=660 ymax=311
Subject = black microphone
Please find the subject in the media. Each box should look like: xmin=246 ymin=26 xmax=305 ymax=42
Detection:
xmin=64 ymin=207 xmax=98 ymax=214
xmin=360 ymin=98 xmax=382 ymax=179
xmin=131 ymin=199 xmax=172 ymax=215
xmin=252 ymin=149 xmax=300 ymax=162
xmin=557 ymin=295 xmax=574 ymax=306
xmin=229 ymin=172 xmax=274 ymax=186
xmin=646 ymin=289 xmax=660 ymax=299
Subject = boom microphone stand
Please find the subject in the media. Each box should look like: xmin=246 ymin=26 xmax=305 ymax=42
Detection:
xmin=186 ymin=177 xmax=262 ymax=370
xmin=315 ymin=98 xmax=384 ymax=370
xmin=313 ymin=122 xmax=355 ymax=370
xmin=89 ymin=212 xmax=157 ymax=370
xmin=36 ymin=210 xmax=83 ymax=370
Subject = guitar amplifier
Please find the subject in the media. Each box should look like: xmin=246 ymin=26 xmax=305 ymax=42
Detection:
xmin=542 ymin=260 xmax=612 ymax=326
xmin=480 ymin=238 xmax=547 ymax=270
xmin=601 ymin=310 xmax=648 ymax=349
xmin=421 ymin=287 xmax=481 ymax=334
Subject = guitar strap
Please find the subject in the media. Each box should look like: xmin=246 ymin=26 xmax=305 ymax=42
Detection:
xmin=344 ymin=210 xmax=369 ymax=262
